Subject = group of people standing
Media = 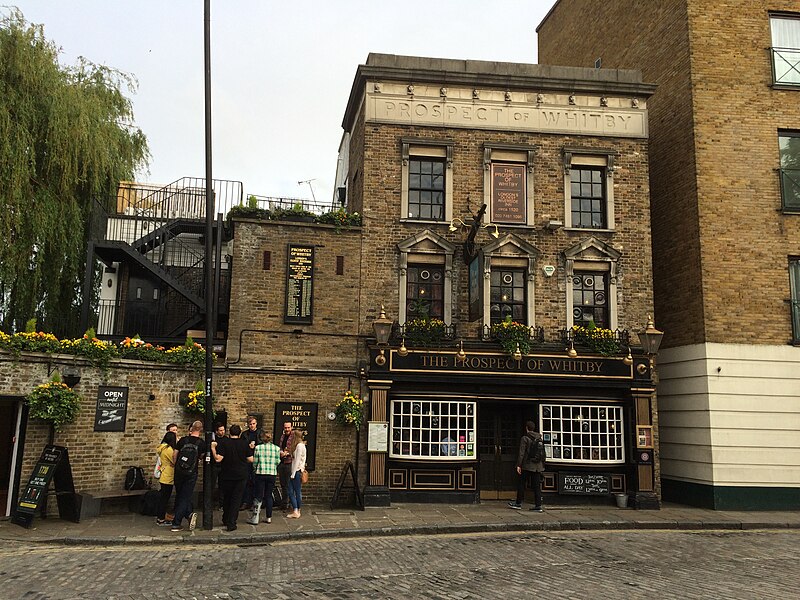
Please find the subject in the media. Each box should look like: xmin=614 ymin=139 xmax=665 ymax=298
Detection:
xmin=154 ymin=417 xmax=307 ymax=532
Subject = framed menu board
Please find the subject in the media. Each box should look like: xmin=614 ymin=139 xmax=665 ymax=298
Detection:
xmin=285 ymin=244 xmax=314 ymax=324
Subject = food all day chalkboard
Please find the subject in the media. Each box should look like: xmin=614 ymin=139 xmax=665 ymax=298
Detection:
xmin=558 ymin=472 xmax=611 ymax=495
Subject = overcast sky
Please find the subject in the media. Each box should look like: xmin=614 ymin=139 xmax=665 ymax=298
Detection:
xmin=11 ymin=1 xmax=556 ymax=205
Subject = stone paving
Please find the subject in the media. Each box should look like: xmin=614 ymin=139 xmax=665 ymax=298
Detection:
xmin=1 ymin=501 xmax=799 ymax=547
xmin=1 ymin=529 xmax=798 ymax=599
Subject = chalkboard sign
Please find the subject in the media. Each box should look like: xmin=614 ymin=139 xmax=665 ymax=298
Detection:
xmin=12 ymin=445 xmax=79 ymax=528
xmin=93 ymin=386 xmax=129 ymax=432
xmin=274 ymin=402 xmax=318 ymax=471
xmin=285 ymin=244 xmax=314 ymax=324
xmin=558 ymin=472 xmax=611 ymax=495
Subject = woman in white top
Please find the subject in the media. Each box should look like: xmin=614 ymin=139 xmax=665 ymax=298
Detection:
xmin=287 ymin=429 xmax=307 ymax=518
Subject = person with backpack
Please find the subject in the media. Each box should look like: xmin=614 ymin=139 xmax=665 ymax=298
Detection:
xmin=155 ymin=430 xmax=177 ymax=526
xmin=508 ymin=420 xmax=545 ymax=512
xmin=171 ymin=420 xmax=207 ymax=532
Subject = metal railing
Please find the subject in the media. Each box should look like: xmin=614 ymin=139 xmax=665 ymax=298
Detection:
xmin=780 ymin=169 xmax=800 ymax=211
xmin=246 ymin=195 xmax=338 ymax=216
xmin=771 ymin=47 xmax=800 ymax=85
xmin=481 ymin=324 xmax=546 ymax=344
xmin=560 ymin=327 xmax=630 ymax=347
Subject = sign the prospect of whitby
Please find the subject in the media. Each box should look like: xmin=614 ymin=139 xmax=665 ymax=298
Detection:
xmin=388 ymin=350 xmax=633 ymax=379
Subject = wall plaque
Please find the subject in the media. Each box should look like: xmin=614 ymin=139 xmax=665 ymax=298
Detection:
xmin=285 ymin=244 xmax=314 ymax=324
xmin=491 ymin=163 xmax=526 ymax=224
xmin=93 ymin=386 xmax=129 ymax=432
xmin=274 ymin=402 xmax=318 ymax=471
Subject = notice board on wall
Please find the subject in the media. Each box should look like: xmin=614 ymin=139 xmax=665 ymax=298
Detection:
xmin=12 ymin=445 xmax=79 ymax=528
xmin=285 ymin=245 xmax=314 ymax=324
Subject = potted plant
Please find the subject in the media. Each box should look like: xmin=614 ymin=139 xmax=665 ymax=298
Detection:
xmin=334 ymin=390 xmax=364 ymax=429
xmin=571 ymin=321 xmax=621 ymax=356
xmin=26 ymin=374 xmax=81 ymax=432
xmin=403 ymin=317 xmax=447 ymax=347
xmin=491 ymin=316 xmax=534 ymax=355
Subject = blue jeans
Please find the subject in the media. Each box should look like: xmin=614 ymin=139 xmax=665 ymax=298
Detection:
xmin=287 ymin=471 xmax=302 ymax=510
xmin=253 ymin=474 xmax=276 ymax=518
xmin=172 ymin=472 xmax=197 ymax=527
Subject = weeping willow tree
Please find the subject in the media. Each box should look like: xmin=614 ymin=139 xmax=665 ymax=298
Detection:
xmin=0 ymin=9 xmax=149 ymax=336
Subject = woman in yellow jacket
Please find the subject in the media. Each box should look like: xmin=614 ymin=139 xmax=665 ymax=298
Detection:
xmin=155 ymin=431 xmax=177 ymax=525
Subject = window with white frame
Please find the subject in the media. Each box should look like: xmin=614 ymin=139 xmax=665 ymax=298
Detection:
xmin=770 ymin=14 xmax=800 ymax=86
xmin=562 ymin=149 xmax=615 ymax=230
xmin=390 ymin=399 xmax=476 ymax=460
xmin=397 ymin=230 xmax=455 ymax=326
xmin=540 ymin=404 xmax=625 ymax=464
xmin=564 ymin=238 xmax=620 ymax=330
xmin=401 ymin=140 xmax=453 ymax=223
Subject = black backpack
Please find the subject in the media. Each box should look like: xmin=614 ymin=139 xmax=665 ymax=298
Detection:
xmin=124 ymin=466 xmax=147 ymax=490
xmin=528 ymin=436 xmax=546 ymax=464
xmin=176 ymin=441 xmax=199 ymax=473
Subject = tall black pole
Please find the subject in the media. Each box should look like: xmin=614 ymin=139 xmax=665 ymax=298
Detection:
xmin=202 ymin=0 xmax=215 ymax=531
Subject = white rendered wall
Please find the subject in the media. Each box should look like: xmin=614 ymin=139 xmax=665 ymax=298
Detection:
xmin=658 ymin=343 xmax=800 ymax=488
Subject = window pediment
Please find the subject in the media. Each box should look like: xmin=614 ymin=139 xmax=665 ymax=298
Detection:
xmin=397 ymin=229 xmax=457 ymax=255
xmin=563 ymin=237 xmax=621 ymax=262
xmin=481 ymin=233 xmax=540 ymax=258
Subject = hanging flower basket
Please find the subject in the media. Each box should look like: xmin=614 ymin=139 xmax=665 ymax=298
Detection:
xmin=403 ymin=318 xmax=446 ymax=347
xmin=26 ymin=378 xmax=81 ymax=431
xmin=335 ymin=390 xmax=364 ymax=429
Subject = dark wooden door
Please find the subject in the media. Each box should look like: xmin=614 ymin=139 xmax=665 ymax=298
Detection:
xmin=0 ymin=402 xmax=15 ymax=514
xmin=478 ymin=404 xmax=526 ymax=500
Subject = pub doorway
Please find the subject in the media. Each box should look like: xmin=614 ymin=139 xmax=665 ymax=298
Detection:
xmin=0 ymin=397 xmax=24 ymax=517
xmin=478 ymin=403 xmax=528 ymax=500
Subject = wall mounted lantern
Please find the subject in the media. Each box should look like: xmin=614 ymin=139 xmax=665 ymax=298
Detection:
xmin=372 ymin=305 xmax=393 ymax=366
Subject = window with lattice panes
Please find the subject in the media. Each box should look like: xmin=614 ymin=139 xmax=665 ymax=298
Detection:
xmin=490 ymin=268 xmax=526 ymax=325
xmin=390 ymin=400 xmax=476 ymax=460
xmin=540 ymin=404 xmax=625 ymax=464
xmin=406 ymin=265 xmax=444 ymax=321
xmin=572 ymin=271 xmax=609 ymax=328
xmin=570 ymin=167 xmax=606 ymax=228
xmin=408 ymin=158 xmax=445 ymax=220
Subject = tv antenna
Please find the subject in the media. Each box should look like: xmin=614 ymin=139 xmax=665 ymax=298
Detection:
xmin=298 ymin=179 xmax=317 ymax=203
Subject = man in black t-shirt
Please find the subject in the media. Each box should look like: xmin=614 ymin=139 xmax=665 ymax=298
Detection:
xmin=212 ymin=423 xmax=254 ymax=532
xmin=171 ymin=420 xmax=208 ymax=532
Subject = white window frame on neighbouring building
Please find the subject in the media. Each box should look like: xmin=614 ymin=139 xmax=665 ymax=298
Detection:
xmin=770 ymin=13 xmax=800 ymax=86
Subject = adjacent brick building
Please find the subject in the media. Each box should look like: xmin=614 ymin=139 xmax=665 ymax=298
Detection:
xmin=538 ymin=0 xmax=800 ymax=509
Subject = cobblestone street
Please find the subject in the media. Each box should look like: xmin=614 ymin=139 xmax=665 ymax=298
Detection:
xmin=1 ymin=529 xmax=798 ymax=599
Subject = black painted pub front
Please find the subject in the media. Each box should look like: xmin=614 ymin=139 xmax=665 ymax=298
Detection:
xmin=364 ymin=347 xmax=658 ymax=508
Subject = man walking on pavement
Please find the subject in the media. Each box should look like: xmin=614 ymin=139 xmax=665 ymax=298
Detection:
xmin=508 ymin=420 xmax=545 ymax=512
xmin=171 ymin=420 xmax=207 ymax=532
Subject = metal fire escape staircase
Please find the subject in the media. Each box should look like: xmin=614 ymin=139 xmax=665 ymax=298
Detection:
xmin=87 ymin=178 xmax=241 ymax=340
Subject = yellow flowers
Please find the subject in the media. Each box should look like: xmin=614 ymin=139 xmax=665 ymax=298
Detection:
xmin=26 ymin=378 xmax=81 ymax=431
xmin=334 ymin=390 xmax=364 ymax=429
xmin=491 ymin=316 xmax=533 ymax=355
xmin=571 ymin=324 xmax=621 ymax=356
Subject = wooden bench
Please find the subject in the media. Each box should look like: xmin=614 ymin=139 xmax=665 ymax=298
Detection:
xmin=78 ymin=488 xmax=150 ymax=519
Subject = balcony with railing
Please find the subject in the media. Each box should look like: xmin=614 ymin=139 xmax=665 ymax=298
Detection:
xmin=780 ymin=168 xmax=800 ymax=212
xmin=771 ymin=47 xmax=800 ymax=86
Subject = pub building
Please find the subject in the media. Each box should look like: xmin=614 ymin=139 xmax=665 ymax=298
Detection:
xmin=335 ymin=54 xmax=662 ymax=508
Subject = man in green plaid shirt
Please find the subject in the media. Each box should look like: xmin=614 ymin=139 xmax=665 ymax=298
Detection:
xmin=247 ymin=432 xmax=282 ymax=525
